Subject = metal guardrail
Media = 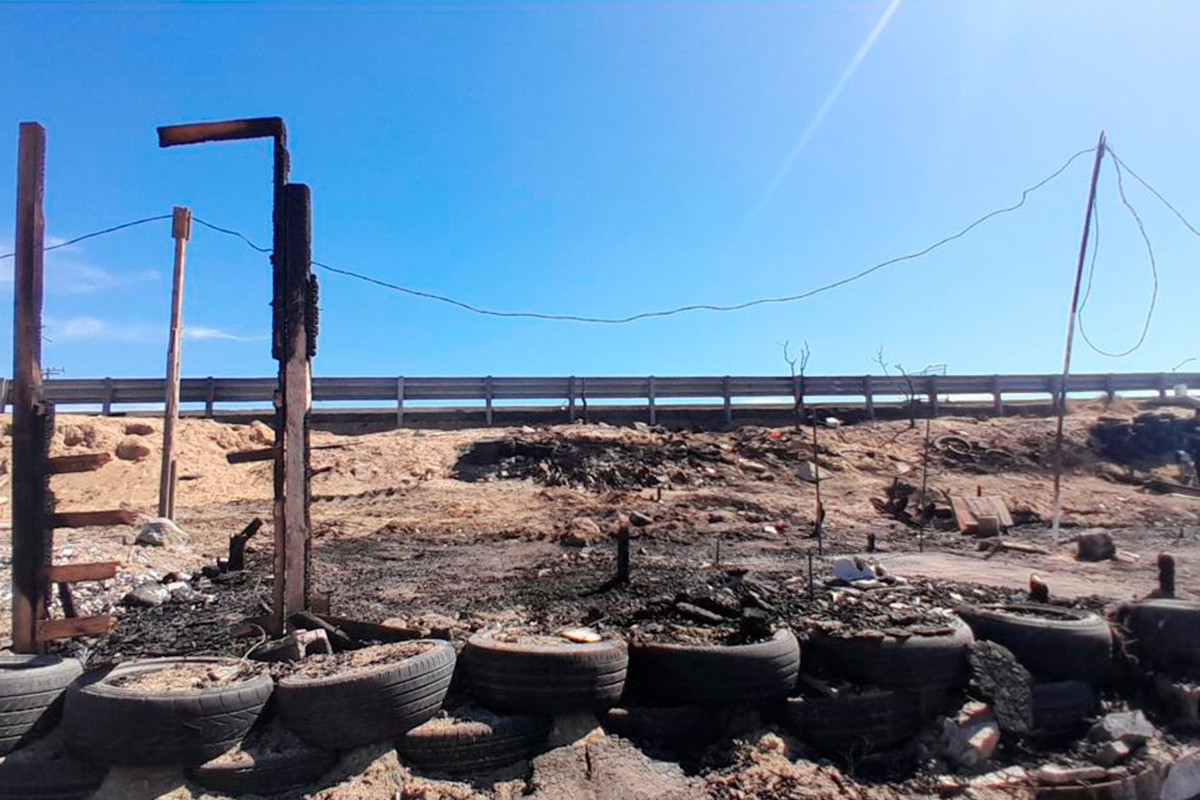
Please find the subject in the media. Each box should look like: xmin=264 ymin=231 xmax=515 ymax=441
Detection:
xmin=0 ymin=372 xmax=1193 ymax=424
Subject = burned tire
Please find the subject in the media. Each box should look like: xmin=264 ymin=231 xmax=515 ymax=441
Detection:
xmin=397 ymin=706 xmax=551 ymax=776
xmin=0 ymin=744 xmax=106 ymax=800
xmin=185 ymin=725 xmax=338 ymax=796
xmin=957 ymin=604 xmax=1113 ymax=683
xmin=464 ymin=634 xmax=627 ymax=714
xmin=629 ymin=629 xmax=799 ymax=706
xmin=807 ymin=617 xmax=973 ymax=692
xmin=782 ymin=690 xmax=922 ymax=755
xmin=0 ymin=655 xmax=83 ymax=756
xmin=1116 ymin=599 xmax=1200 ymax=674
xmin=276 ymin=641 xmax=455 ymax=750
xmin=1034 ymin=763 xmax=1163 ymax=799
xmin=1031 ymin=681 xmax=1096 ymax=738
xmin=63 ymin=657 xmax=273 ymax=767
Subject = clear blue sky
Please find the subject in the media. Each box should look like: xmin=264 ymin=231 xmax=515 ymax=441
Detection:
xmin=1 ymin=1 xmax=1197 ymax=380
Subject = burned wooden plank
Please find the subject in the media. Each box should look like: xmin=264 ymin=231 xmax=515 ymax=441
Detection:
xmin=47 ymin=452 xmax=113 ymax=475
xmin=227 ymin=447 xmax=275 ymax=464
xmin=42 ymin=561 xmax=119 ymax=583
xmin=35 ymin=614 xmax=116 ymax=642
xmin=158 ymin=117 xmax=285 ymax=147
xmin=51 ymin=509 xmax=137 ymax=528
xmin=228 ymin=517 xmax=263 ymax=572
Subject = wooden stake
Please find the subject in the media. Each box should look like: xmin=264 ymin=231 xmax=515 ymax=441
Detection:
xmin=158 ymin=207 xmax=191 ymax=519
xmin=1051 ymin=132 xmax=1106 ymax=536
xmin=811 ymin=414 xmax=824 ymax=555
xmin=11 ymin=122 xmax=48 ymax=653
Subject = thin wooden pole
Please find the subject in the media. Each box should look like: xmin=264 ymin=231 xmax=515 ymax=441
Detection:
xmin=158 ymin=207 xmax=191 ymax=518
xmin=1051 ymin=131 xmax=1106 ymax=537
xmin=811 ymin=413 xmax=823 ymax=555
xmin=12 ymin=122 xmax=48 ymax=653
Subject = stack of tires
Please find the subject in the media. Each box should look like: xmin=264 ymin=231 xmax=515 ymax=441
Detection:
xmin=956 ymin=604 xmax=1112 ymax=738
xmin=0 ymin=642 xmax=459 ymax=799
xmin=784 ymin=617 xmax=975 ymax=755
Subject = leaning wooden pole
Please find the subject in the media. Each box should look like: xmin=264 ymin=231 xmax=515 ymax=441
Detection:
xmin=158 ymin=206 xmax=191 ymax=519
xmin=11 ymin=122 xmax=49 ymax=653
xmin=1051 ymin=131 xmax=1106 ymax=537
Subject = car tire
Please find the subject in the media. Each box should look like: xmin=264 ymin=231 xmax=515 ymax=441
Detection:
xmin=1116 ymin=599 xmax=1200 ymax=674
xmin=0 ymin=655 xmax=83 ymax=756
xmin=397 ymin=706 xmax=551 ymax=776
xmin=628 ymin=629 xmax=799 ymax=706
xmin=806 ymin=617 xmax=974 ymax=692
xmin=782 ymin=689 xmax=922 ymax=755
xmin=957 ymin=604 xmax=1112 ymax=683
xmin=276 ymin=640 xmax=455 ymax=750
xmin=63 ymin=657 xmax=273 ymax=767
xmin=464 ymin=634 xmax=627 ymax=714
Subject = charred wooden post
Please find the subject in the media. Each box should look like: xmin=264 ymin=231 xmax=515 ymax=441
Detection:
xmin=11 ymin=122 xmax=50 ymax=653
xmin=229 ymin=517 xmax=264 ymax=572
xmin=276 ymin=183 xmax=314 ymax=631
xmin=616 ymin=521 xmax=631 ymax=585
xmin=1158 ymin=553 xmax=1176 ymax=598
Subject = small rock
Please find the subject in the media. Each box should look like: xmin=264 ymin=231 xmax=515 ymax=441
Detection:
xmin=563 ymin=516 xmax=603 ymax=546
xmin=939 ymin=702 xmax=1001 ymax=771
xmin=629 ymin=511 xmax=653 ymax=528
xmin=737 ymin=458 xmax=768 ymax=474
xmin=168 ymin=583 xmax=205 ymax=604
xmin=824 ymin=417 xmax=842 ymax=428
xmin=135 ymin=518 xmax=183 ymax=547
xmin=115 ymin=437 xmax=152 ymax=461
xmin=1092 ymin=740 xmax=1132 ymax=767
xmin=1160 ymin=749 xmax=1200 ymax=800
xmin=1089 ymin=710 xmax=1155 ymax=745
xmin=123 ymin=422 xmax=154 ymax=436
xmin=560 ymin=627 xmax=602 ymax=644
xmin=122 ymin=583 xmax=169 ymax=608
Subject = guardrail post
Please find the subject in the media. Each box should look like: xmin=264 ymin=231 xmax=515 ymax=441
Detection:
xmin=1105 ymin=373 xmax=1115 ymax=403
xmin=928 ymin=376 xmax=939 ymax=417
xmin=1158 ymin=373 xmax=1168 ymax=399
xmin=793 ymin=374 xmax=804 ymax=419
xmin=722 ymin=376 xmax=732 ymax=426
xmin=568 ymin=376 xmax=576 ymax=422
xmin=485 ymin=376 xmax=493 ymax=426
xmin=648 ymin=376 xmax=656 ymax=425
xmin=204 ymin=376 xmax=216 ymax=418
xmin=992 ymin=375 xmax=1003 ymax=416
xmin=101 ymin=378 xmax=114 ymax=415
xmin=1049 ymin=375 xmax=1061 ymax=412
xmin=396 ymin=376 xmax=405 ymax=428
xmin=580 ymin=377 xmax=588 ymax=423
xmin=0 ymin=377 xmax=7 ymax=414
xmin=863 ymin=375 xmax=875 ymax=420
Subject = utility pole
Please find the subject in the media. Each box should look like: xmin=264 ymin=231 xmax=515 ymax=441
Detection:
xmin=158 ymin=206 xmax=191 ymax=519
xmin=1051 ymin=131 xmax=1106 ymax=536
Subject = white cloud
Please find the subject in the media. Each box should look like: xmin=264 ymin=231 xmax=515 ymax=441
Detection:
xmin=185 ymin=326 xmax=264 ymax=342
xmin=0 ymin=238 xmax=159 ymax=294
xmin=43 ymin=316 xmax=263 ymax=345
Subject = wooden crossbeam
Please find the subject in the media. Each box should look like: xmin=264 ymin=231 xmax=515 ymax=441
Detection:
xmin=48 ymin=452 xmax=113 ymax=475
xmin=36 ymin=615 xmax=116 ymax=642
xmin=42 ymin=561 xmax=119 ymax=583
xmin=227 ymin=447 xmax=275 ymax=464
xmin=50 ymin=509 xmax=138 ymax=528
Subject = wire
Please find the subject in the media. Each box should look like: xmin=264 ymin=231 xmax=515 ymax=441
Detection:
xmin=1106 ymin=146 xmax=1200 ymax=239
xmin=0 ymin=214 xmax=171 ymax=260
xmin=192 ymin=217 xmax=271 ymax=253
xmin=1076 ymin=153 xmax=1158 ymax=358
xmin=308 ymin=145 xmax=1099 ymax=324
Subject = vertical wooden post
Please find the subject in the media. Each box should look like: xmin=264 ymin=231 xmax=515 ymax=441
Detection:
xmin=1158 ymin=373 xmax=1168 ymax=400
xmin=648 ymin=376 xmax=656 ymax=425
xmin=12 ymin=122 xmax=49 ymax=653
xmin=485 ymin=376 xmax=494 ymax=426
xmin=272 ymin=183 xmax=313 ymax=634
xmin=158 ymin=207 xmax=191 ymax=518
xmin=794 ymin=374 xmax=804 ymax=421
xmin=1105 ymin=373 xmax=1116 ymax=403
xmin=396 ymin=376 xmax=405 ymax=428
xmin=992 ymin=375 xmax=1003 ymax=416
xmin=568 ymin=376 xmax=576 ymax=422
xmin=1051 ymin=131 xmax=1106 ymax=536
xmin=928 ymin=376 xmax=939 ymax=417
xmin=863 ymin=375 xmax=875 ymax=420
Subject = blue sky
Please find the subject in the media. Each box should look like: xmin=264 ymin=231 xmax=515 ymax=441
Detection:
xmin=1 ymin=1 xmax=1197 ymax=381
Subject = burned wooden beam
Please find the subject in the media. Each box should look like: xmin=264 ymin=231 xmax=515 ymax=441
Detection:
xmin=228 ymin=517 xmax=263 ymax=572
xmin=50 ymin=509 xmax=138 ymax=528
xmin=47 ymin=452 xmax=113 ymax=475
xmin=157 ymin=117 xmax=285 ymax=148
xmin=42 ymin=561 xmax=119 ymax=583
xmin=36 ymin=615 xmax=116 ymax=642
xmin=227 ymin=447 xmax=275 ymax=464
